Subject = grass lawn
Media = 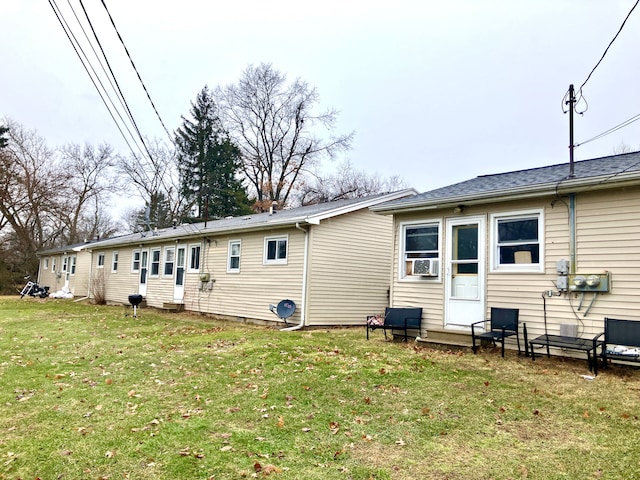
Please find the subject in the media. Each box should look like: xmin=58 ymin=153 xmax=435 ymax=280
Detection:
xmin=1 ymin=297 xmax=639 ymax=479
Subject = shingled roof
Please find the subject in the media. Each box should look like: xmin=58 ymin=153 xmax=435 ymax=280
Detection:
xmin=52 ymin=189 xmax=417 ymax=251
xmin=372 ymin=151 xmax=640 ymax=213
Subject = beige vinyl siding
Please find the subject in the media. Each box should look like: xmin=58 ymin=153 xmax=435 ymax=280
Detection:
xmin=305 ymin=209 xmax=394 ymax=326
xmin=101 ymin=247 xmax=139 ymax=304
xmin=184 ymin=229 xmax=305 ymax=323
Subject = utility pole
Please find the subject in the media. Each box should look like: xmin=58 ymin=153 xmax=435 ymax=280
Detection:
xmin=566 ymin=84 xmax=576 ymax=178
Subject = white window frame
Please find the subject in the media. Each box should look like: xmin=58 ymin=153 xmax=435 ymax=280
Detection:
xmin=97 ymin=252 xmax=105 ymax=269
xmin=188 ymin=244 xmax=201 ymax=273
xmin=490 ymin=209 xmax=544 ymax=273
xmin=70 ymin=255 xmax=77 ymax=276
xmin=52 ymin=258 xmax=57 ymax=273
xmin=227 ymin=240 xmax=241 ymax=273
xmin=163 ymin=246 xmax=175 ymax=277
xmin=150 ymin=248 xmax=161 ymax=277
xmin=399 ymin=219 xmax=442 ymax=281
xmin=62 ymin=256 xmax=69 ymax=273
xmin=264 ymin=235 xmax=288 ymax=265
xmin=43 ymin=258 xmax=49 ymax=270
xmin=132 ymin=249 xmax=141 ymax=273
xmin=111 ymin=251 xmax=119 ymax=273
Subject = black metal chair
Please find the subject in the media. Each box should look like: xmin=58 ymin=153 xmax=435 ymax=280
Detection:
xmin=471 ymin=307 xmax=521 ymax=357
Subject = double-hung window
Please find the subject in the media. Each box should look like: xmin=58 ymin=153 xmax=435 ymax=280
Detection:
xmin=228 ymin=240 xmax=241 ymax=272
xmin=112 ymin=252 xmax=119 ymax=272
xmin=132 ymin=250 xmax=141 ymax=272
xmin=164 ymin=247 xmax=175 ymax=277
xmin=491 ymin=209 xmax=543 ymax=272
xmin=97 ymin=253 xmax=105 ymax=268
xmin=189 ymin=245 xmax=201 ymax=272
xmin=401 ymin=222 xmax=441 ymax=279
xmin=150 ymin=249 xmax=161 ymax=276
xmin=264 ymin=236 xmax=287 ymax=264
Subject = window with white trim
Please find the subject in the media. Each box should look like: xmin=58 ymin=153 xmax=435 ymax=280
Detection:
xmin=490 ymin=209 xmax=543 ymax=272
xmin=188 ymin=244 xmax=201 ymax=272
xmin=97 ymin=253 xmax=105 ymax=268
xmin=264 ymin=236 xmax=287 ymax=264
xmin=112 ymin=252 xmax=119 ymax=272
xmin=163 ymin=247 xmax=175 ymax=276
xmin=400 ymin=221 xmax=441 ymax=279
xmin=52 ymin=258 xmax=57 ymax=272
xmin=70 ymin=255 xmax=77 ymax=275
xmin=150 ymin=248 xmax=161 ymax=276
xmin=132 ymin=250 xmax=141 ymax=272
xmin=43 ymin=258 xmax=49 ymax=270
xmin=228 ymin=240 xmax=241 ymax=272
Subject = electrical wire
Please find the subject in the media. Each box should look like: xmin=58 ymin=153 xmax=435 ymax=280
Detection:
xmin=99 ymin=0 xmax=175 ymax=145
xmin=576 ymin=111 xmax=640 ymax=147
xmin=49 ymin=0 xmax=179 ymax=215
xmin=62 ymin=0 xmax=146 ymax=159
xmin=78 ymin=0 xmax=154 ymax=164
xmin=578 ymin=0 xmax=639 ymax=95
xmin=47 ymin=0 xmax=143 ymax=160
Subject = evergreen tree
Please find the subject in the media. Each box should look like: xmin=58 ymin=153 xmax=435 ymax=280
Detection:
xmin=175 ymin=86 xmax=253 ymax=220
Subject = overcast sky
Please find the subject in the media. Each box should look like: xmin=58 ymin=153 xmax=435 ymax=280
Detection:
xmin=2 ymin=1 xmax=639 ymax=195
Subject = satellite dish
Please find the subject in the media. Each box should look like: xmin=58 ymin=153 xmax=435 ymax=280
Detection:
xmin=269 ymin=299 xmax=296 ymax=322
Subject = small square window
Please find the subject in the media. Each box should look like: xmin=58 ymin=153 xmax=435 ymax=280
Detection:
xmin=264 ymin=236 xmax=287 ymax=264
xmin=491 ymin=210 xmax=544 ymax=272
xmin=400 ymin=222 xmax=441 ymax=279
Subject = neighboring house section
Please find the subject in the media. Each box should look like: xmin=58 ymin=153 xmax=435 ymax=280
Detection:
xmin=371 ymin=152 xmax=640 ymax=352
xmin=36 ymin=190 xmax=415 ymax=327
xmin=37 ymin=242 xmax=96 ymax=298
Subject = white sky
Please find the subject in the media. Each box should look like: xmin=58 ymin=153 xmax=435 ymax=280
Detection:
xmin=2 ymin=1 xmax=640 ymax=195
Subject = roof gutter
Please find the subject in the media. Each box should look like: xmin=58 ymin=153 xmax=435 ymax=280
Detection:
xmin=280 ymin=222 xmax=309 ymax=331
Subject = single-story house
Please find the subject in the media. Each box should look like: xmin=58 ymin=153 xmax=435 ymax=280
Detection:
xmin=37 ymin=190 xmax=416 ymax=327
xmin=371 ymin=151 xmax=640 ymax=355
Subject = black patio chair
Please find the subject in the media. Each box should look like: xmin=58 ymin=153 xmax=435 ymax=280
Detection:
xmin=471 ymin=307 xmax=522 ymax=357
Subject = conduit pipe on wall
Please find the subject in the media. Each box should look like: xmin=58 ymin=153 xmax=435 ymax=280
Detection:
xmin=281 ymin=222 xmax=309 ymax=331
xmin=569 ymin=193 xmax=576 ymax=274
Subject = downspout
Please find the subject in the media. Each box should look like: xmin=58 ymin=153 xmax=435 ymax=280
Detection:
xmin=281 ymin=222 xmax=309 ymax=331
xmin=569 ymin=193 xmax=576 ymax=274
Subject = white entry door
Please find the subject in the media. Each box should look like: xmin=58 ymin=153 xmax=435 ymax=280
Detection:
xmin=173 ymin=246 xmax=186 ymax=303
xmin=138 ymin=250 xmax=149 ymax=297
xmin=445 ymin=216 xmax=485 ymax=328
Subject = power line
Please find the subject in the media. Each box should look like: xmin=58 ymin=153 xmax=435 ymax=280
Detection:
xmin=576 ymin=111 xmax=640 ymax=147
xmin=77 ymin=0 xmax=154 ymax=163
xmin=99 ymin=0 xmax=175 ymax=145
xmin=578 ymin=0 xmax=639 ymax=95
xmin=47 ymin=0 xmax=144 ymax=160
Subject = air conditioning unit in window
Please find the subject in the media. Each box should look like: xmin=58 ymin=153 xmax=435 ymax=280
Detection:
xmin=411 ymin=258 xmax=440 ymax=276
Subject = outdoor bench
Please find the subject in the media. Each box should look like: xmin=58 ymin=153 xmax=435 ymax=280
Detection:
xmin=529 ymin=332 xmax=604 ymax=375
xmin=599 ymin=317 xmax=640 ymax=370
xmin=366 ymin=307 xmax=423 ymax=342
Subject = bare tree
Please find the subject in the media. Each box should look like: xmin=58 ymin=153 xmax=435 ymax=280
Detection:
xmin=117 ymin=138 xmax=184 ymax=229
xmin=296 ymin=160 xmax=407 ymax=205
xmin=59 ymin=143 xmax=119 ymax=242
xmin=216 ymin=63 xmax=353 ymax=211
xmin=0 ymin=119 xmax=64 ymax=278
